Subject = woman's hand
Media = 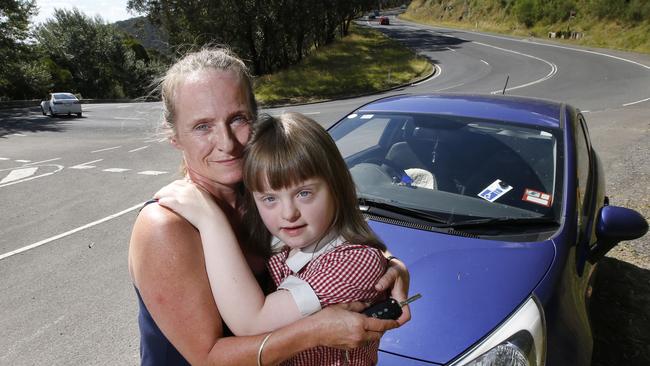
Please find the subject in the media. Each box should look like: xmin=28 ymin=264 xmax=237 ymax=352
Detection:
xmin=374 ymin=257 xmax=411 ymax=326
xmin=311 ymin=302 xmax=399 ymax=350
xmin=154 ymin=179 xmax=223 ymax=230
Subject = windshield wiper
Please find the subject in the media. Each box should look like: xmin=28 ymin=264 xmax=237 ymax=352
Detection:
xmin=442 ymin=216 xmax=560 ymax=229
xmin=358 ymin=197 xmax=450 ymax=225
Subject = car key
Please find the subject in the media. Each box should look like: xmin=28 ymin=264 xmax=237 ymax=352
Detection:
xmin=363 ymin=293 xmax=422 ymax=319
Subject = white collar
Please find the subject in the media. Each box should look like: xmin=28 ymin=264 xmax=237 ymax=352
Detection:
xmin=275 ymin=232 xmax=346 ymax=273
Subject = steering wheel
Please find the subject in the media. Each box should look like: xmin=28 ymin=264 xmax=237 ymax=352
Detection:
xmin=363 ymin=158 xmax=410 ymax=184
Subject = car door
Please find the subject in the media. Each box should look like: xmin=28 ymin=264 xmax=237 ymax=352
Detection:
xmin=574 ymin=113 xmax=605 ymax=273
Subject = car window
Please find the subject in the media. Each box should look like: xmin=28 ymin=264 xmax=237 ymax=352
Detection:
xmin=53 ymin=93 xmax=77 ymax=100
xmin=331 ymin=112 xmax=562 ymax=222
xmin=335 ymin=115 xmax=390 ymax=157
xmin=575 ymin=117 xmax=590 ymax=212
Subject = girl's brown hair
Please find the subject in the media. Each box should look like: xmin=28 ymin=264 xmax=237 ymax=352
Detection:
xmin=242 ymin=113 xmax=385 ymax=251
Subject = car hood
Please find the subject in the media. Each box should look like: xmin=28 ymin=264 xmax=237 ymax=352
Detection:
xmin=368 ymin=219 xmax=555 ymax=364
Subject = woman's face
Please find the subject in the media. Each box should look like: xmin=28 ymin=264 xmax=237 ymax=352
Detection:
xmin=171 ymin=70 xmax=253 ymax=188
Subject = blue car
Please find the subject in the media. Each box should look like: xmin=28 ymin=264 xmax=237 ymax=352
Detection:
xmin=329 ymin=94 xmax=648 ymax=366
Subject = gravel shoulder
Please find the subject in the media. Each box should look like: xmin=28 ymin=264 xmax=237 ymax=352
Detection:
xmin=586 ymin=106 xmax=650 ymax=366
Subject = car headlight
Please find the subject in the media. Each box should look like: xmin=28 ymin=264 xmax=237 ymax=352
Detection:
xmin=450 ymin=296 xmax=546 ymax=366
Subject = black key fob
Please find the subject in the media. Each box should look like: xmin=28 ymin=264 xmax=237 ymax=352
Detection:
xmin=363 ymin=298 xmax=402 ymax=320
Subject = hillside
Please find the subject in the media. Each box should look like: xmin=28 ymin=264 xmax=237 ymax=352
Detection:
xmin=114 ymin=17 xmax=169 ymax=54
xmin=402 ymin=0 xmax=650 ymax=53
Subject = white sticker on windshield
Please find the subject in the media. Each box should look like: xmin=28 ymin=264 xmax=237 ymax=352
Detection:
xmin=478 ymin=179 xmax=513 ymax=202
xmin=347 ymin=113 xmax=358 ymax=119
xmin=360 ymin=114 xmax=374 ymax=119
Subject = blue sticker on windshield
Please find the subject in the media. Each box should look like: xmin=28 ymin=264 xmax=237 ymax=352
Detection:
xmin=478 ymin=179 xmax=513 ymax=202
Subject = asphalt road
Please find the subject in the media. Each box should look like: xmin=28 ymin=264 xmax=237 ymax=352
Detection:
xmin=1 ymin=17 xmax=648 ymax=365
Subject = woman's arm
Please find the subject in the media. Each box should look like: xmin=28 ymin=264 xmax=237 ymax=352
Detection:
xmin=129 ymin=203 xmax=398 ymax=365
xmin=155 ymin=181 xmax=305 ymax=334
xmin=375 ymin=251 xmax=411 ymax=325
xmin=129 ymin=203 xmax=222 ymax=364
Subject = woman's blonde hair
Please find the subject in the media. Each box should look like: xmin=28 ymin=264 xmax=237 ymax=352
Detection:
xmin=159 ymin=46 xmax=257 ymax=135
xmin=242 ymin=112 xmax=385 ymax=251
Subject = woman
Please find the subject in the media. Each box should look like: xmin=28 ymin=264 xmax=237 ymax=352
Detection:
xmin=128 ymin=47 xmax=410 ymax=365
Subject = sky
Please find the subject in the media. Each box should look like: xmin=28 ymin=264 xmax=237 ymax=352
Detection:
xmin=33 ymin=0 xmax=138 ymax=24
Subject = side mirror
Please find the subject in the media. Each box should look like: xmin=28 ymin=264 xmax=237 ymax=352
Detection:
xmin=589 ymin=205 xmax=648 ymax=263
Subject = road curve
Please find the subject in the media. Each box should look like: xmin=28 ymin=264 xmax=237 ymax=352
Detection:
xmin=287 ymin=17 xmax=650 ymax=120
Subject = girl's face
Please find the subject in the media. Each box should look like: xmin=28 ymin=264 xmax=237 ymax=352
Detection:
xmin=171 ymin=70 xmax=253 ymax=190
xmin=253 ymin=177 xmax=336 ymax=249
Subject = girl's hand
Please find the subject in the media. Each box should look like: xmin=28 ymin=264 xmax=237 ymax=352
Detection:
xmin=312 ymin=302 xmax=399 ymax=350
xmin=374 ymin=257 xmax=411 ymax=326
xmin=154 ymin=179 xmax=222 ymax=230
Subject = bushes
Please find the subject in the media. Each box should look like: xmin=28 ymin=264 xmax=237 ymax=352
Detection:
xmin=513 ymin=0 xmax=540 ymax=27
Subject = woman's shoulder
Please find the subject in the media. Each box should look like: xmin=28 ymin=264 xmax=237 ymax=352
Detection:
xmin=129 ymin=201 xmax=205 ymax=287
xmin=136 ymin=201 xmax=193 ymax=232
xmin=130 ymin=201 xmax=201 ymax=258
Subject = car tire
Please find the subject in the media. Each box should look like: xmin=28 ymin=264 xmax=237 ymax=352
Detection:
xmin=41 ymin=107 xmax=46 ymax=115
xmin=77 ymin=112 xmax=82 ymax=117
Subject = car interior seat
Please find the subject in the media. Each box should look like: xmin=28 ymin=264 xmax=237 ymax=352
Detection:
xmin=385 ymin=123 xmax=439 ymax=189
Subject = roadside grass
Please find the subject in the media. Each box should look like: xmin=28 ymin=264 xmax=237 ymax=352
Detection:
xmin=400 ymin=11 xmax=650 ymax=54
xmin=254 ymin=25 xmax=433 ymax=105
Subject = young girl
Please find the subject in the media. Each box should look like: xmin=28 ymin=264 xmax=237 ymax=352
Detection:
xmin=156 ymin=112 xmax=388 ymax=365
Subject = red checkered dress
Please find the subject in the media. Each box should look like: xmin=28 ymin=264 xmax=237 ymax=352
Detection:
xmin=267 ymin=241 xmax=387 ymax=366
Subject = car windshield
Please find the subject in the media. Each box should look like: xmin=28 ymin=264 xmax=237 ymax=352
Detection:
xmin=53 ymin=93 xmax=77 ymax=100
xmin=331 ymin=112 xmax=563 ymax=226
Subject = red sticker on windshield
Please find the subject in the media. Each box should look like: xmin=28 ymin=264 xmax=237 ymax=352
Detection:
xmin=522 ymin=189 xmax=552 ymax=207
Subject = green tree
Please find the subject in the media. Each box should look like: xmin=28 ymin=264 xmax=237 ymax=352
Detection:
xmin=35 ymin=8 xmax=162 ymax=99
xmin=0 ymin=0 xmax=48 ymax=99
xmin=127 ymin=0 xmax=376 ymax=75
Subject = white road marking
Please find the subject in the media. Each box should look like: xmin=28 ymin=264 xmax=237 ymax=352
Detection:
xmin=91 ymin=146 xmax=121 ymax=153
xmin=23 ymin=158 xmax=61 ymax=166
xmin=0 ymin=157 xmax=9 ymax=160
xmin=103 ymin=168 xmax=130 ymax=172
xmin=69 ymin=159 xmax=102 ymax=169
xmin=425 ymin=28 xmax=559 ymax=93
xmin=128 ymin=146 xmax=149 ymax=153
xmin=1 ymin=314 xmax=66 ymax=361
xmin=623 ymin=97 xmax=650 ymax=106
xmin=441 ymin=26 xmax=650 ymax=70
xmin=0 ymin=167 xmax=38 ymax=184
xmin=481 ymin=59 xmax=489 ymax=66
xmin=412 ymin=64 xmax=442 ymax=86
xmin=468 ymin=41 xmax=558 ymax=94
xmin=15 ymin=160 xmax=31 ymax=163
xmin=138 ymin=170 xmax=168 ymax=176
xmin=9 ymin=133 xmax=26 ymax=137
xmin=0 ymin=164 xmax=64 ymax=188
xmin=446 ymin=47 xmax=456 ymax=52
xmin=429 ymin=26 xmax=650 ymax=105
xmin=0 ymin=202 xmax=145 ymax=261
